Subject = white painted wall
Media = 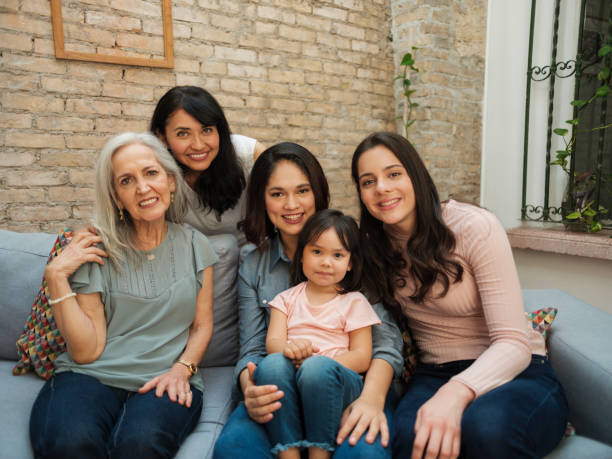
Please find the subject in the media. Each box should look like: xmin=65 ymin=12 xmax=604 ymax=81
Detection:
xmin=513 ymin=249 xmax=612 ymax=315
xmin=483 ymin=1 xmax=611 ymax=314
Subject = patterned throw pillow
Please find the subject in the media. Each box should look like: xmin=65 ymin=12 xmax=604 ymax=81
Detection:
xmin=526 ymin=307 xmax=558 ymax=340
xmin=12 ymin=229 xmax=73 ymax=380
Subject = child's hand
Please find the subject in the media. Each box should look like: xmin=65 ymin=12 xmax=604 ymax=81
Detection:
xmin=283 ymin=339 xmax=319 ymax=367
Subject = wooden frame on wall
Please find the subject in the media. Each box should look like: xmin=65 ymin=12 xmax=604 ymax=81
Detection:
xmin=50 ymin=0 xmax=174 ymax=68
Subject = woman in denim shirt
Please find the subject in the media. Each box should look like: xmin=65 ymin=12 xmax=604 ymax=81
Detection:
xmin=213 ymin=143 xmax=403 ymax=459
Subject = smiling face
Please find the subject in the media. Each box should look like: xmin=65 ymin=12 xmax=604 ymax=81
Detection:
xmin=161 ymin=108 xmax=220 ymax=181
xmin=301 ymin=228 xmax=351 ymax=292
xmin=112 ymin=142 xmax=175 ymax=226
xmin=264 ymin=160 xmax=316 ymax=242
xmin=357 ymin=144 xmax=417 ymax=235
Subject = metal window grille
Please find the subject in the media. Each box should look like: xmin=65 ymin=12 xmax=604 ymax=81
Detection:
xmin=522 ymin=0 xmax=611 ymax=229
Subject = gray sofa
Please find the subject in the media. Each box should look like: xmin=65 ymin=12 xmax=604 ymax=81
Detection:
xmin=1 ymin=229 xmax=612 ymax=458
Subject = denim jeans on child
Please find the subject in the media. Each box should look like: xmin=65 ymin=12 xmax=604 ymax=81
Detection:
xmin=392 ymin=355 xmax=568 ymax=459
xmin=213 ymin=391 xmax=396 ymax=459
xmin=253 ymin=353 xmax=364 ymax=454
xmin=29 ymin=371 xmax=203 ymax=459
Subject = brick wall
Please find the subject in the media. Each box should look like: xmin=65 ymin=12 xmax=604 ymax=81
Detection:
xmin=0 ymin=0 xmax=395 ymax=231
xmin=391 ymin=0 xmax=486 ymax=204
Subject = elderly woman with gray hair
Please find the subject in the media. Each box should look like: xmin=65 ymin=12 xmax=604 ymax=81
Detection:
xmin=29 ymin=132 xmax=218 ymax=459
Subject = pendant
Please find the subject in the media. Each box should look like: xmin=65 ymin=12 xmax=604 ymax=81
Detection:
xmin=146 ymin=253 xmax=155 ymax=261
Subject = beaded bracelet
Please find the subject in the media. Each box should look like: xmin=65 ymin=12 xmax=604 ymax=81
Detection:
xmin=48 ymin=292 xmax=77 ymax=305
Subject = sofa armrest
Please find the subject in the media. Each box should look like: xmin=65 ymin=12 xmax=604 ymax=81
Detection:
xmin=522 ymin=289 xmax=612 ymax=447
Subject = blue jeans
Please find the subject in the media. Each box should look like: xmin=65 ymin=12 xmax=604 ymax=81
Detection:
xmin=30 ymin=371 xmax=203 ymax=459
xmin=392 ymin=356 xmax=568 ymax=459
xmin=213 ymin=358 xmax=395 ymax=459
xmin=254 ymin=354 xmax=364 ymax=453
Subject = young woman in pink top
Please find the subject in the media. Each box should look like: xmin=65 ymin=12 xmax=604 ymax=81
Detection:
xmin=351 ymin=132 xmax=568 ymax=459
xmin=254 ymin=209 xmax=381 ymax=459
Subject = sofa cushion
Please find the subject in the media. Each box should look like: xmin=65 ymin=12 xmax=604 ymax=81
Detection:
xmin=176 ymin=366 xmax=236 ymax=459
xmin=523 ymin=289 xmax=612 ymax=448
xmin=0 ymin=230 xmax=57 ymax=361
xmin=0 ymin=361 xmax=235 ymax=459
xmin=544 ymin=434 xmax=612 ymax=459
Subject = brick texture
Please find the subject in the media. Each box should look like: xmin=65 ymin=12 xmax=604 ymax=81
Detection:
xmin=391 ymin=0 xmax=486 ymax=204
xmin=1 ymin=0 xmax=485 ymax=231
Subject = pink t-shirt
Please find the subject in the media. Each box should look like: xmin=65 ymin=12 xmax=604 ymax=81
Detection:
xmin=269 ymin=282 xmax=381 ymax=358
xmin=387 ymin=200 xmax=547 ymax=397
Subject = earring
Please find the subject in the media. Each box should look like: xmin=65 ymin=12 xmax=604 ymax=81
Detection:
xmin=170 ymin=192 xmax=174 ymax=204
xmin=119 ymin=208 xmax=125 ymax=221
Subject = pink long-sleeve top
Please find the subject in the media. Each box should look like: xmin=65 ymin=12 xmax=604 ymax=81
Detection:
xmin=387 ymin=200 xmax=546 ymax=397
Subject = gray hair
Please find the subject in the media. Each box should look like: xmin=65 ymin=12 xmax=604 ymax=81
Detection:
xmin=93 ymin=132 xmax=189 ymax=265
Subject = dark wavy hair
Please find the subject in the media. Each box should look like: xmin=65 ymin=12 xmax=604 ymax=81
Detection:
xmin=150 ymin=86 xmax=245 ymax=219
xmin=290 ymin=209 xmax=363 ymax=294
xmin=239 ymin=142 xmax=330 ymax=251
xmin=351 ymin=132 xmax=463 ymax=312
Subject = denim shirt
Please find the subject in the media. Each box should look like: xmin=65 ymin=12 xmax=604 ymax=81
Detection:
xmin=233 ymin=234 xmax=403 ymax=397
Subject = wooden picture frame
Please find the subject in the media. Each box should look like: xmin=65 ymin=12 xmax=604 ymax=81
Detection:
xmin=50 ymin=0 xmax=174 ymax=68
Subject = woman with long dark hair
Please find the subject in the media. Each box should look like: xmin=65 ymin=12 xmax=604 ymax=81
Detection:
xmin=151 ymin=86 xmax=265 ymax=243
xmin=351 ymin=132 xmax=568 ymax=459
xmin=213 ymin=142 xmax=403 ymax=459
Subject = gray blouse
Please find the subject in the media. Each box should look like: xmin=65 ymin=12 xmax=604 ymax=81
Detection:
xmin=54 ymin=223 xmax=218 ymax=393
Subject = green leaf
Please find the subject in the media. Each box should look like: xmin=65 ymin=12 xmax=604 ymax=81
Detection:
xmin=598 ymin=67 xmax=611 ymax=81
xmin=598 ymin=45 xmax=612 ymax=57
xmin=589 ymin=221 xmax=602 ymax=232
xmin=406 ymin=119 xmax=416 ymax=128
xmin=565 ymin=118 xmax=580 ymax=125
xmin=411 ymin=102 xmax=419 ymax=107
xmin=553 ymin=128 xmax=568 ymax=136
xmin=405 ymin=89 xmax=416 ymax=96
xmin=401 ymin=54 xmax=414 ymax=66
xmin=412 ymin=46 xmax=419 ymax=51
xmin=595 ymin=85 xmax=611 ymax=97
xmin=570 ymin=99 xmax=588 ymax=107
xmin=583 ymin=208 xmax=597 ymax=217
xmin=565 ymin=212 xmax=581 ymax=220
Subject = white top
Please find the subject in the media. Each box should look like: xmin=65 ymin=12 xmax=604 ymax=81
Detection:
xmin=184 ymin=134 xmax=256 ymax=245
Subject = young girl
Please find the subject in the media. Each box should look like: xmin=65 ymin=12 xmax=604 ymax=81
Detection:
xmin=254 ymin=209 xmax=381 ymax=459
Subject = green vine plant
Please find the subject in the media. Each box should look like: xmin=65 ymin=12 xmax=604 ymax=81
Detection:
xmin=395 ymin=47 xmax=419 ymax=137
xmin=551 ymin=41 xmax=612 ymax=232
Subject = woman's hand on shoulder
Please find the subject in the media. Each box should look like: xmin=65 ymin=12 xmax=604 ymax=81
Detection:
xmin=138 ymin=363 xmax=194 ymax=407
xmin=242 ymin=362 xmax=284 ymax=424
xmin=46 ymin=227 xmax=107 ymax=280
xmin=412 ymin=380 xmax=474 ymax=459
xmin=337 ymin=394 xmax=389 ymax=447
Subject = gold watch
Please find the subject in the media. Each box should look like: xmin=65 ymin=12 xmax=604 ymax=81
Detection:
xmin=176 ymin=359 xmax=198 ymax=376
